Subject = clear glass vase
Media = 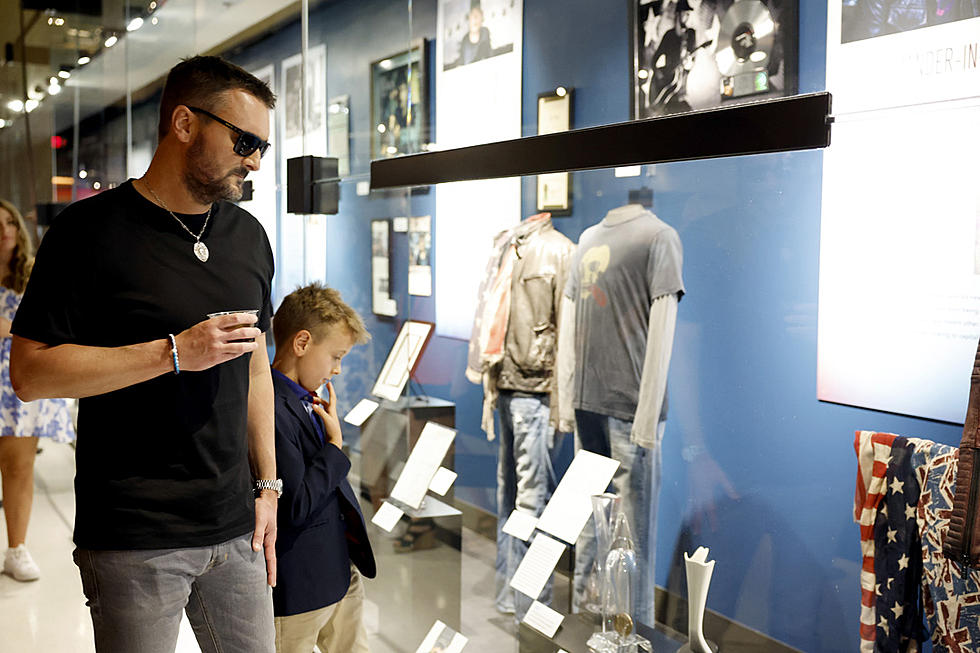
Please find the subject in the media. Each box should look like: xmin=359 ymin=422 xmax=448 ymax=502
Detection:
xmin=584 ymin=493 xmax=621 ymax=618
xmin=588 ymin=502 xmax=651 ymax=653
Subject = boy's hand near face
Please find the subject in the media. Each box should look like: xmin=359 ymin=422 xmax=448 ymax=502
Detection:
xmin=311 ymin=381 xmax=343 ymax=449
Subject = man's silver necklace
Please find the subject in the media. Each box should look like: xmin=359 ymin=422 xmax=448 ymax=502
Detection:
xmin=142 ymin=180 xmax=212 ymax=262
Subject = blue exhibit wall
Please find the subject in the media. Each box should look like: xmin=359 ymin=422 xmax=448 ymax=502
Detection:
xmin=215 ymin=1 xmax=963 ymax=651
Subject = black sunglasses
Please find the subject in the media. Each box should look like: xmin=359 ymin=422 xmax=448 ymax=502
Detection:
xmin=188 ymin=106 xmax=271 ymax=158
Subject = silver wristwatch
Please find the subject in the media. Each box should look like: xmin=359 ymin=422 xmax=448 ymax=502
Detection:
xmin=254 ymin=479 xmax=283 ymax=498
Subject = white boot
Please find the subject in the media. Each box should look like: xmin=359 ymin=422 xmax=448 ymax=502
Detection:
xmin=4 ymin=544 xmax=40 ymax=581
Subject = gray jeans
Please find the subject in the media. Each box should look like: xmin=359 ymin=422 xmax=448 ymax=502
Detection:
xmin=74 ymin=533 xmax=275 ymax=653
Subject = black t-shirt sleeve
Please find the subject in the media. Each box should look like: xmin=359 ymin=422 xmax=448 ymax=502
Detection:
xmin=256 ymin=221 xmax=275 ymax=334
xmin=12 ymin=215 xmax=83 ymax=345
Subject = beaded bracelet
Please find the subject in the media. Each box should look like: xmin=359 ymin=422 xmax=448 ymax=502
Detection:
xmin=168 ymin=334 xmax=180 ymax=375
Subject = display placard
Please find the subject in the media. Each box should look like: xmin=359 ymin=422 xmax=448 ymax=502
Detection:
xmin=536 ymin=88 xmax=572 ymax=216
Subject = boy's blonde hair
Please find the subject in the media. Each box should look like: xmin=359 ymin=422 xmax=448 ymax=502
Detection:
xmin=273 ymin=282 xmax=370 ymax=351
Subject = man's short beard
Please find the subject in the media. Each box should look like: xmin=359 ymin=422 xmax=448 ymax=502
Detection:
xmin=183 ymin=138 xmax=247 ymax=204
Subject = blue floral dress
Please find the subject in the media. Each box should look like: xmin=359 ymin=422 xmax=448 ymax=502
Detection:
xmin=0 ymin=286 xmax=75 ymax=442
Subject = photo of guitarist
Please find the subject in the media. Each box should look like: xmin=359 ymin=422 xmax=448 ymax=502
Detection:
xmin=647 ymin=0 xmax=714 ymax=115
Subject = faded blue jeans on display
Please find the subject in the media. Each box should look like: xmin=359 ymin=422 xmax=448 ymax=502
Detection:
xmin=495 ymin=391 xmax=557 ymax=618
xmin=74 ymin=532 xmax=275 ymax=653
xmin=572 ymin=409 xmax=663 ymax=628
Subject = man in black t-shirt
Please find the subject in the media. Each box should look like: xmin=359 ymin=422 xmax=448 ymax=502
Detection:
xmin=10 ymin=56 xmax=279 ymax=652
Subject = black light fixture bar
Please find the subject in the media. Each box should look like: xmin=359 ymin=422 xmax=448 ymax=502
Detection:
xmin=370 ymin=92 xmax=832 ymax=190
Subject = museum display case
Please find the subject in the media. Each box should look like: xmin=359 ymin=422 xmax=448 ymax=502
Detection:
xmin=2 ymin=1 xmax=979 ymax=652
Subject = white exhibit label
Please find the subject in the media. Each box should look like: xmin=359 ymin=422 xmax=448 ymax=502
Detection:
xmin=371 ymin=501 xmax=404 ymax=533
xmin=393 ymin=217 xmax=409 ymax=232
xmin=536 ymin=450 xmax=620 ymax=544
xmin=428 ymin=466 xmax=457 ymax=496
xmin=509 ymin=533 xmax=565 ymax=600
xmin=522 ymin=600 xmax=564 ymax=638
xmin=390 ymin=422 xmax=457 ymax=509
xmin=502 ymin=509 xmax=539 ymax=542
xmin=343 ymin=399 xmax=379 ymax=426
xmin=614 ymin=166 xmax=641 ymax=178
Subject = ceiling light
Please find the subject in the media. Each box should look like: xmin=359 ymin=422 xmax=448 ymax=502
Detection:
xmin=7 ymin=100 xmax=23 ymax=112
xmin=379 ymin=59 xmax=393 ymax=70
xmin=104 ymin=35 xmax=118 ymax=48
xmin=149 ymin=1 xmax=157 ymax=8
xmin=77 ymin=55 xmax=91 ymax=65
xmin=47 ymin=17 xmax=54 ymax=25
xmin=151 ymin=16 xmax=158 ymax=25
xmin=79 ymin=169 xmax=88 ymax=179
xmin=127 ymin=17 xmax=143 ymax=32
xmin=24 ymin=99 xmax=39 ymax=113
xmin=556 ymin=86 xmax=567 ymax=97
xmin=93 ymin=181 xmax=101 ymax=190
xmin=48 ymin=83 xmax=62 ymax=95
xmin=58 ymin=69 xmax=71 ymax=79
xmin=50 ymin=76 xmax=59 ymax=85
xmin=54 ymin=17 xmax=65 ymax=26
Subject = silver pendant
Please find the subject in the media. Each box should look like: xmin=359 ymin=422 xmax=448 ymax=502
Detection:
xmin=194 ymin=241 xmax=209 ymax=262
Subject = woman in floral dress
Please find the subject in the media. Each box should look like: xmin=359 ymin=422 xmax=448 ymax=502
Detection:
xmin=0 ymin=199 xmax=75 ymax=581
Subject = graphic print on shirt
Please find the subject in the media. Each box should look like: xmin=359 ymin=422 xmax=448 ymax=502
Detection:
xmin=580 ymin=245 xmax=610 ymax=307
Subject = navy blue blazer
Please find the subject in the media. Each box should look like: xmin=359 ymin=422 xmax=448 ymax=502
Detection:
xmin=271 ymin=372 xmax=376 ymax=617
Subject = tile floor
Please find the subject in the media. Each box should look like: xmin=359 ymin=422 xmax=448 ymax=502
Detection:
xmin=0 ymin=442 xmax=543 ymax=652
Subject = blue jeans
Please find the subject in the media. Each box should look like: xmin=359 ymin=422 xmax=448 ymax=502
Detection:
xmin=572 ymin=409 xmax=663 ymax=628
xmin=74 ymin=533 xmax=275 ymax=653
xmin=495 ymin=391 xmax=557 ymax=618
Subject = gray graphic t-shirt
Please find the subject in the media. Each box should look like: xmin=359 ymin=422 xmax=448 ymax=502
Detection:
xmin=564 ymin=205 xmax=684 ymax=421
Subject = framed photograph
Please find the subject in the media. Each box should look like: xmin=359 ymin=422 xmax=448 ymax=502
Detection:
xmin=372 ymin=320 xmax=435 ymax=402
xmin=408 ymin=215 xmax=433 ymax=296
xmin=630 ymin=0 xmax=798 ymax=119
xmin=370 ymin=41 xmax=430 ymax=160
xmin=536 ymin=88 xmax=573 ymax=215
xmin=440 ymin=0 xmax=518 ymax=71
xmin=327 ymin=95 xmax=351 ymax=177
xmin=371 ymin=220 xmax=397 ymax=317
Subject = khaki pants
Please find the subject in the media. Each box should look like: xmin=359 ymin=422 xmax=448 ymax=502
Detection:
xmin=275 ymin=565 xmax=369 ymax=653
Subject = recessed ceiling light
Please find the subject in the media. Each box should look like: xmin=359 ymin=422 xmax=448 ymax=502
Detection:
xmin=77 ymin=56 xmax=91 ymax=65
xmin=151 ymin=16 xmax=158 ymax=25
xmin=104 ymin=35 xmax=118 ymax=48
xmin=127 ymin=17 xmax=143 ymax=32
xmin=54 ymin=17 xmax=65 ymax=26
xmin=7 ymin=100 xmax=23 ymax=112
xmin=48 ymin=83 xmax=62 ymax=96
xmin=24 ymin=99 xmax=39 ymax=113
xmin=58 ymin=70 xmax=71 ymax=79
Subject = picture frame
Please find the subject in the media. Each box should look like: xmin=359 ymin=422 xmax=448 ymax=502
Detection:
xmin=372 ymin=320 xmax=435 ymax=402
xmin=371 ymin=220 xmax=397 ymax=317
xmin=370 ymin=40 xmax=430 ymax=160
xmin=536 ymin=88 xmax=573 ymax=216
xmin=630 ymin=0 xmax=798 ymax=120
xmin=327 ymin=95 xmax=351 ymax=177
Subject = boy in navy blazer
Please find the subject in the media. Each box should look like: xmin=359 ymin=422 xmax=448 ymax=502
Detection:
xmin=270 ymin=282 xmax=376 ymax=653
